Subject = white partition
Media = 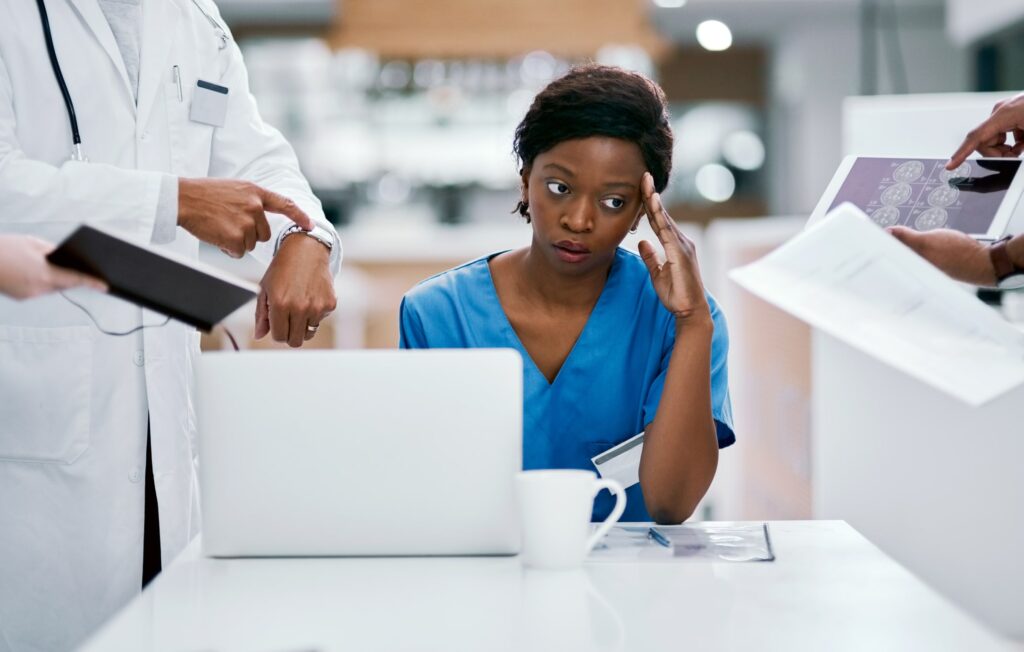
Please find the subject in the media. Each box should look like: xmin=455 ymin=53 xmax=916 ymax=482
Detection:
xmin=843 ymin=92 xmax=1010 ymax=158
xmin=813 ymin=331 xmax=1024 ymax=639
xmin=704 ymin=216 xmax=811 ymax=521
xmin=813 ymin=92 xmax=1024 ymax=640
xmin=947 ymin=0 xmax=1024 ymax=45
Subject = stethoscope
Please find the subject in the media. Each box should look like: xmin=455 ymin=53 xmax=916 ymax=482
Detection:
xmin=34 ymin=0 xmax=229 ymax=163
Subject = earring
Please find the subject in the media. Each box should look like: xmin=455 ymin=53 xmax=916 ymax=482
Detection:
xmin=518 ymin=200 xmax=530 ymax=217
xmin=629 ymin=225 xmax=638 ymax=234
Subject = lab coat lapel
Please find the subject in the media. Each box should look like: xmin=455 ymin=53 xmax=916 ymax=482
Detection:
xmin=136 ymin=0 xmax=182 ymax=133
xmin=66 ymin=0 xmax=134 ymax=105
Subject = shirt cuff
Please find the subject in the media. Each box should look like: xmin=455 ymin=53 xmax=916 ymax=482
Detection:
xmin=151 ymin=175 xmax=179 ymax=244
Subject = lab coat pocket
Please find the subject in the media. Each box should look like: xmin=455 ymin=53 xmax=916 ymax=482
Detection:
xmin=165 ymin=70 xmax=215 ymax=177
xmin=0 ymin=326 xmax=93 ymax=464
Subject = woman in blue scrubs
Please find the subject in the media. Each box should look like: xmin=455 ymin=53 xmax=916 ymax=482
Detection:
xmin=400 ymin=65 xmax=734 ymax=524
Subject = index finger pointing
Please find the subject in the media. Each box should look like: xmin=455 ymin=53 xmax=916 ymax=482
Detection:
xmin=948 ymin=131 xmax=982 ymax=170
xmin=259 ymin=188 xmax=314 ymax=230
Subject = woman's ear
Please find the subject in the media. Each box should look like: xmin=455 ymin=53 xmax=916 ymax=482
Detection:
xmin=519 ymin=167 xmax=531 ymax=202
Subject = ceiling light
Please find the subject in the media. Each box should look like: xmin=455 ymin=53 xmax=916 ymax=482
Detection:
xmin=722 ymin=131 xmax=765 ymax=171
xmin=695 ymin=164 xmax=736 ymax=202
xmin=696 ymin=20 xmax=733 ymax=52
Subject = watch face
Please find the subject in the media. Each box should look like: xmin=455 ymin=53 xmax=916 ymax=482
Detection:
xmin=306 ymin=226 xmax=334 ymax=250
xmin=998 ymin=273 xmax=1024 ymax=291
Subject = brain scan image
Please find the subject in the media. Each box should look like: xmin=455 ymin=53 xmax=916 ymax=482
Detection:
xmin=870 ymin=206 xmax=901 ymax=227
xmin=915 ymin=207 xmax=948 ymax=231
xmin=828 ymin=157 xmax=1022 ymax=237
xmin=927 ymin=184 xmax=959 ymax=208
xmin=893 ymin=160 xmax=925 ymax=183
xmin=939 ymin=162 xmax=972 ymax=183
xmin=880 ymin=182 xmax=913 ymax=206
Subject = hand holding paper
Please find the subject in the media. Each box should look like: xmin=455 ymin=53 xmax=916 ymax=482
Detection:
xmin=730 ymin=203 xmax=1024 ymax=405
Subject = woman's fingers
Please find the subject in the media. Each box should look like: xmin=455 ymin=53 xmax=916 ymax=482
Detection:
xmin=47 ymin=265 xmax=107 ymax=293
xmin=637 ymin=239 xmax=663 ymax=278
xmin=641 ymin=175 xmax=671 ymax=241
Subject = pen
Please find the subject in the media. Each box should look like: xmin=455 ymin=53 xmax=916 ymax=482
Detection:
xmin=648 ymin=527 xmax=671 ymax=548
xmin=172 ymin=65 xmax=182 ymax=102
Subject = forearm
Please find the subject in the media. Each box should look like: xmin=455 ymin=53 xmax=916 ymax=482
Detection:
xmin=639 ymin=316 xmax=719 ymax=524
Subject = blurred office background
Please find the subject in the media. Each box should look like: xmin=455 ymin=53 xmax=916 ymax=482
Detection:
xmin=202 ymin=0 xmax=1024 ymax=521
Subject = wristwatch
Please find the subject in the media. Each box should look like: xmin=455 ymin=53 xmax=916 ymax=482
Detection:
xmin=278 ymin=223 xmax=334 ymax=253
xmin=989 ymin=235 xmax=1024 ymax=290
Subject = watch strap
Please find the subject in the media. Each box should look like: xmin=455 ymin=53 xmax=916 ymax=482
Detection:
xmin=281 ymin=224 xmax=333 ymax=251
xmin=990 ymin=235 xmax=1020 ymax=282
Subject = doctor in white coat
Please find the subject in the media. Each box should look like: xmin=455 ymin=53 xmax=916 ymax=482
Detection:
xmin=0 ymin=1 xmax=342 ymax=650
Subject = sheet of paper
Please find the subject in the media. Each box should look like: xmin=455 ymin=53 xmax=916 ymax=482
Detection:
xmin=729 ymin=203 xmax=1024 ymax=406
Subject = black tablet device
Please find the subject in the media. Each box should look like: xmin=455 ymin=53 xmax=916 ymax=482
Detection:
xmin=48 ymin=224 xmax=259 ymax=332
xmin=809 ymin=156 xmax=1024 ymax=239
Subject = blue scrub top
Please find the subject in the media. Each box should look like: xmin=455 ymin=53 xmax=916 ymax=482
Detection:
xmin=399 ymin=248 xmax=735 ymax=522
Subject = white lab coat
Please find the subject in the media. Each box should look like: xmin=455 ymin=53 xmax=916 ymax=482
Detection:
xmin=0 ymin=2 xmax=340 ymax=650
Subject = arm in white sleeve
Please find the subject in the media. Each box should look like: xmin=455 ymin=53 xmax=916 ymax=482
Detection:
xmin=0 ymin=48 xmax=164 ymax=242
xmin=203 ymin=11 xmax=341 ymax=277
xmin=151 ymin=174 xmax=180 ymax=245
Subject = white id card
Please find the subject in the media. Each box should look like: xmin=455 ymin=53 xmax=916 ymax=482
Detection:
xmin=591 ymin=432 xmax=644 ymax=489
xmin=190 ymin=80 xmax=229 ymax=127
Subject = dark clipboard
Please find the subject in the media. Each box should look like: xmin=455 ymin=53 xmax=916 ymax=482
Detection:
xmin=47 ymin=224 xmax=259 ymax=332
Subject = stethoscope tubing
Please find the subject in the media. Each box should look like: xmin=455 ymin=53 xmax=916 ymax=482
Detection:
xmin=33 ymin=0 xmax=228 ymax=163
xmin=35 ymin=0 xmax=83 ymax=160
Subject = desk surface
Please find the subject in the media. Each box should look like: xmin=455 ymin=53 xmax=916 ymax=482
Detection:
xmin=81 ymin=521 xmax=1012 ymax=652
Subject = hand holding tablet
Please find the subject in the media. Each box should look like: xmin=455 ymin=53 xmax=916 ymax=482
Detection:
xmin=48 ymin=224 xmax=258 ymax=332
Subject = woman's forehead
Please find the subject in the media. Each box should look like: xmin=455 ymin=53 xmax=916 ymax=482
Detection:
xmin=533 ymin=137 xmax=646 ymax=181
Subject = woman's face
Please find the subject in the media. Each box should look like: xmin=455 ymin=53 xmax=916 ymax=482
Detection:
xmin=522 ymin=136 xmax=647 ymax=276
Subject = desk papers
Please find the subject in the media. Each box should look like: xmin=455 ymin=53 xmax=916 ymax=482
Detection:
xmin=729 ymin=203 xmax=1024 ymax=406
xmin=589 ymin=523 xmax=774 ymax=563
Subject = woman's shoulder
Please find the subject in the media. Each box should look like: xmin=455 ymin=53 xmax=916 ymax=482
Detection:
xmin=614 ymin=247 xmax=650 ymax=278
xmin=612 ymin=247 xmax=660 ymax=298
xmin=402 ymin=253 xmax=500 ymax=311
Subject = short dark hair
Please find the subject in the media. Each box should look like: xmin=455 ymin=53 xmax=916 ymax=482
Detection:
xmin=512 ymin=64 xmax=673 ymax=219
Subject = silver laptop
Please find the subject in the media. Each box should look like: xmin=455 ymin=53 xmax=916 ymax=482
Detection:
xmin=196 ymin=349 xmax=523 ymax=557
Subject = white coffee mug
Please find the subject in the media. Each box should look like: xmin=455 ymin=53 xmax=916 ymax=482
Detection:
xmin=517 ymin=469 xmax=627 ymax=570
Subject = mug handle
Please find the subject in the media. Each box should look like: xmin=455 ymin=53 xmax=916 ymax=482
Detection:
xmin=584 ymin=478 xmax=627 ymax=555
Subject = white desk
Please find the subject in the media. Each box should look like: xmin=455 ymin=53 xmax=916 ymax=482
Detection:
xmin=80 ymin=521 xmax=1011 ymax=652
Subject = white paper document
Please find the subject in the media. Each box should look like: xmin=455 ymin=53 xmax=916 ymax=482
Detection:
xmin=729 ymin=203 xmax=1024 ymax=406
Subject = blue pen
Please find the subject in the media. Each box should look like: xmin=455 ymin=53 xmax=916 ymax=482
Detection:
xmin=648 ymin=527 xmax=672 ymax=548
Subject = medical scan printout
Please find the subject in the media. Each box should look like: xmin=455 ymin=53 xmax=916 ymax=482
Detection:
xmin=730 ymin=203 xmax=1024 ymax=406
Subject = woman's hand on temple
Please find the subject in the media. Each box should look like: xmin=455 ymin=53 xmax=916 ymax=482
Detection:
xmin=637 ymin=173 xmax=710 ymax=324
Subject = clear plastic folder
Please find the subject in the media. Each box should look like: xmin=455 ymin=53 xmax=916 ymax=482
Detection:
xmin=589 ymin=522 xmax=775 ymax=563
